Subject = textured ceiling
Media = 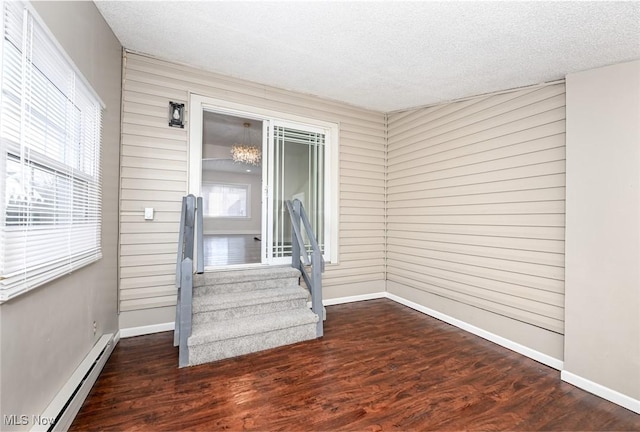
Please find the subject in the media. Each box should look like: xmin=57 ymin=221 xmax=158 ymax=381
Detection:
xmin=95 ymin=1 xmax=640 ymax=112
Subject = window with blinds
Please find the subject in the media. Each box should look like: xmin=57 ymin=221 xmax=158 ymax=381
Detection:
xmin=202 ymin=183 xmax=250 ymax=218
xmin=0 ymin=1 xmax=104 ymax=301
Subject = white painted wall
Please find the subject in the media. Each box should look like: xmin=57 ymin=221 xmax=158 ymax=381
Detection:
xmin=564 ymin=60 xmax=640 ymax=405
xmin=0 ymin=2 xmax=122 ymax=429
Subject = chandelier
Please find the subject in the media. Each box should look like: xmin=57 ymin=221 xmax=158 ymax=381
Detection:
xmin=231 ymin=122 xmax=261 ymax=166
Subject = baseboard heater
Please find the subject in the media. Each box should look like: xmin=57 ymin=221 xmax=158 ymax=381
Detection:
xmin=31 ymin=333 xmax=117 ymax=432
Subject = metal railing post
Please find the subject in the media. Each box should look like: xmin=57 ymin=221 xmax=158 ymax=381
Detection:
xmin=196 ymin=196 xmax=204 ymax=274
xmin=285 ymin=199 xmax=324 ymax=338
xmin=311 ymin=248 xmax=323 ymax=337
xmin=175 ymin=196 xmax=187 ymax=286
xmin=184 ymin=195 xmax=195 ymax=261
xmin=174 ymin=196 xmax=187 ymax=347
xmin=178 ymin=258 xmax=193 ymax=368
xmin=174 ymin=194 xmax=202 ymax=366
xmin=174 ymin=286 xmax=181 ymax=347
xmin=291 ymin=199 xmax=301 ymax=271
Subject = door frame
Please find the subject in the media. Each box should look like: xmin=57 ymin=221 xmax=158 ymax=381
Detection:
xmin=188 ymin=93 xmax=340 ymax=267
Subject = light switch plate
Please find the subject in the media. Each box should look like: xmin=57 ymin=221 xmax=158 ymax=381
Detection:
xmin=144 ymin=208 xmax=154 ymax=220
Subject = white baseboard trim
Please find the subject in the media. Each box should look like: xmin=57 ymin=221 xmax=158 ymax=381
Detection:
xmin=119 ymin=294 xmax=388 ymax=339
xmin=561 ymin=370 xmax=640 ymax=414
xmin=323 ymin=292 xmax=387 ymax=306
xmin=119 ymin=293 xmax=387 ymax=339
xmin=120 ymin=322 xmax=174 ymax=338
xmin=114 ymin=291 xmax=640 ymax=415
xmin=118 ymin=294 xmax=387 ymax=340
xmin=33 ymin=333 xmax=116 ymax=432
xmin=120 ymin=293 xmax=564 ymax=371
xmin=386 ymin=292 xmax=564 ymax=370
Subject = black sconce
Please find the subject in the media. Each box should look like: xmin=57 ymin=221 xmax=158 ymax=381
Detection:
xmin=169 ymin=101 xmax=185 ymax=128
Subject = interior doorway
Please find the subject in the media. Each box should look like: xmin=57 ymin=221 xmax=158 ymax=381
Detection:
xmin=201 ymin=111 xmax=263 ymax=266
xmin=189 ymin=94 xmax=340 ymax=269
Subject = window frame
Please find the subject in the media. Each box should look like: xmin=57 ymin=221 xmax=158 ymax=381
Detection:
xmin=0 ymin=0 xmax=105 ymax=302
xmin=201 ymin=182 xmax=251 ymax=219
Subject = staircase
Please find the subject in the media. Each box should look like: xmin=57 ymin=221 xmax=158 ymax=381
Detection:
xmin=187 ymin=266 xmax=319 ymax=366
xmin=174 ymin=195 xmax=324 ymax=368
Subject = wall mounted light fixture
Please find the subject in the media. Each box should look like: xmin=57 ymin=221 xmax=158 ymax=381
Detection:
xmin=168 ymin=101 xmax=185 ymax=128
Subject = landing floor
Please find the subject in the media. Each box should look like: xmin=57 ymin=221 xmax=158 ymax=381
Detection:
xmin=203 ymin=234 xmax=261 ymax=266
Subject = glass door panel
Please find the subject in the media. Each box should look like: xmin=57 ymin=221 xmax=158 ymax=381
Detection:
xmin=268 ymin=123 xmax=325 ymax=263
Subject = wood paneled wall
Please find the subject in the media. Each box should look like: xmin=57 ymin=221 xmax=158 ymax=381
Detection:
xmin=386 ymin=83 xmax=566 ymax=342
xmin=119 ymin=51 xmax=567 ymax=352
xmin=119 ymin=52 xmax=386 ymax=321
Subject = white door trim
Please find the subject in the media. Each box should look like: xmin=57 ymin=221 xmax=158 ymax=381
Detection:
xmin=188 ymin=93 xmax=340 ymax=264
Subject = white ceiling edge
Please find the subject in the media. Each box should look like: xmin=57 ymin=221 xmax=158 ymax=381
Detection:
xmin=390 ymin=77 xmax=568 ymax=115
xmin=125 ymin=47 xmax=382 ymax=115
xmin=96 ymin=1 xmax=640 ymax=112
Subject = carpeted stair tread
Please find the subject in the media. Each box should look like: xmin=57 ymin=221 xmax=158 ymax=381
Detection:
xmin=184 ymin=266 xmax=320 ymax=366
xmin=193 ymin=277 xmax=294 ymax=296
xmin=192 ymin=286 xmax=308 ymax=313
xmin=194 ymin=266 xmax=300 ymax=287
xmin=188 ymin=323 xmax=317 ymax=366
xmin=189 ymin=308 xmax=318 ymax=346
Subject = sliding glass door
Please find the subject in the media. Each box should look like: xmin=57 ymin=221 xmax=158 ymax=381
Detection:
xmin=265 ymin=121 xmax=326 ymax=264
xmin=188 ymin=94 xmax=338 ymax=269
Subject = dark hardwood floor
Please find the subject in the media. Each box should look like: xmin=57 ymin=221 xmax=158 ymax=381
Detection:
xmin=71 ymin=299 xmax=640 ymax=431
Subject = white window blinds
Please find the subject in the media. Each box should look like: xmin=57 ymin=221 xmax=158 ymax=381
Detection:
xmin=0 ymin=1 xmax=104 ymax=301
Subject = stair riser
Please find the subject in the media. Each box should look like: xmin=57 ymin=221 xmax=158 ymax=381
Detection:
xmin=194 ymin=268 xmax=301 ymax=287
xmin=188 ymin=323 xmax=317 ymax=365
xmin=185 ymin=267 xmax=319 ymax=367
xmin=194 ymin=277 xmax=300 ymax=296
xmin=193 ymin=298 xmax=308 ymax=324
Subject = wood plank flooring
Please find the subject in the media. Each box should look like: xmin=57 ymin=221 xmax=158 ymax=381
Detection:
xmin=203 ymin=234 xmax=261 ymax=266
xmin=71 ymin=299 xmax=640 ymax=431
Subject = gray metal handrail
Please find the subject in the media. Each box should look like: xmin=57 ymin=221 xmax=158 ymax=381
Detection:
xmin=285 ymin=199 xmax=324 ymax=337
xmin=174 ymin=194 xmax=204 ymax=367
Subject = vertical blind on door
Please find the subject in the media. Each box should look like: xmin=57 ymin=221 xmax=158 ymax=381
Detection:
xmin=0 ymin=1 xmax=104 ymax=301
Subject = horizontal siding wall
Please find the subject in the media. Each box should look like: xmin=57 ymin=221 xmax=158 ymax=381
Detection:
xmin=119 ymin=52 xmax=386 ymax=321
xmin=386 ymin=83 xmax=566 ymax=349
